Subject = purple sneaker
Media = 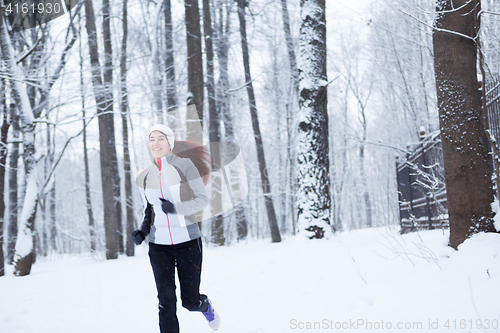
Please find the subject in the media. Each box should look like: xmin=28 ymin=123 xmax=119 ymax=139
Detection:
xmin=202 ymin=298 xmax=220 ymax=331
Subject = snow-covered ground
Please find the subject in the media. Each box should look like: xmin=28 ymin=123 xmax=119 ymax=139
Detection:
xmin=1 ymin=227 xmax=500 ymax=333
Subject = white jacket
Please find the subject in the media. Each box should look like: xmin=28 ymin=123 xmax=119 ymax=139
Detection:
xmin=136 ymin=153 xmax=209 ymax=245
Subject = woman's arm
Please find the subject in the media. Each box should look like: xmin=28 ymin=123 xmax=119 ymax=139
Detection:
xmin=174 ymin=162 xmax=209 ymax=216
xmin=139 ymin=202 xmax=154 ymax=235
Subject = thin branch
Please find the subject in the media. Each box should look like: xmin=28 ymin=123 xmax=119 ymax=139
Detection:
xmin=400 ymin=10 xmax=476 ymax=42
xmin=344 ymin=134 xmax=410 ymax=154
xmin=479 ymin=10 xmax=500 ymax=16
xmin=38 ymin=120 xmax=91 ymax=197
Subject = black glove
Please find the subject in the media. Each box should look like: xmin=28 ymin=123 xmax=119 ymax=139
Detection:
xmin=160 ymin=198 xmax=176 ymax=214
xmin=132 ymin=229 xmax=145 ymax=245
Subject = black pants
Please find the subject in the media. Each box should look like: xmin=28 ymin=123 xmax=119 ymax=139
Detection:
xmin=149 ymin=238 xmax=208 ymax=333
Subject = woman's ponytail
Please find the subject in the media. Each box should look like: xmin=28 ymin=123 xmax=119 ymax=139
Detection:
xmin=172 ymin=141 xmax=212 ymax=185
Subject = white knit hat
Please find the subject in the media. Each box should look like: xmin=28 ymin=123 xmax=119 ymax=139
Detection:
xmin=147 ymin=124 xmax=175 ymax=150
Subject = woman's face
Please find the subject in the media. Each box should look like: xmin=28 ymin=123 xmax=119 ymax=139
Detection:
xmin=149 ymin=131 xmax=171 ymax=159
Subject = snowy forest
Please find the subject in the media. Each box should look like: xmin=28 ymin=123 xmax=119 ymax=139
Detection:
xmin=1 ymin=0 xmax=500 ymax=275
xmin=2 ymin=0 xmax=500 ymax=331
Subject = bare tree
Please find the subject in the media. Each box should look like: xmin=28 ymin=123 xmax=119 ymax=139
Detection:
xmin=79 ymin=11 xmax=96 ymax=253
xmin=152 ymin=2 xmax=164 ymax=122
xmin=203 ymin=0 xmax=225 ymax=245
xmin=278 ymin=0 xmax=299 ymax=235
xmin=185 ymin=0 xmax=204 ymax=141
xmin=237 ymin=0 xmax=281 ymax=242
xmin=433 ymin=0 xmax=495 ymax=249
xmin=296 ymin=0 xmax=332 ymax=238
xmin=84 ymin=0 xmax=122 ymax=259
xmin=121 ymin=0 xmax=136 ymax=256
xmin=0 ymin=13 xmax=39 ymax=276
xmin=164 ymin=0 xmax=178 ymax=111
xmin=0 ymin=77 xmax=8 ymax=276
xmin=102 ymin=0 xmax=123 ymax=254
xmin=214 ymin=0 xmax=249 ymax=240
xmin=7 ymin=103 xmax=19 ymax=264
xmin=280 ymin=0 xmax=299 ymax=95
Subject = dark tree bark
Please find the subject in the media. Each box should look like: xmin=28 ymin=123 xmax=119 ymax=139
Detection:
xmin=48 ymin=180 xmax=56 ymax=251
xmin=121 ymin=0 xmax=136 ymax=256
xmin=7 ymin=103 xmax=19 ymax=264
xmin=433 ymin=0 xmax=495 ymax=249
xmin=84 ymin=0 xmax=121 ymax=259
xmin=185 ymin=0 xmax=204 ymax=141
xmin=359 ymin=142 xmax=372 ymax=228
xmin=204 ymin=0 xmax=217 ymax=149
xmin=215 ymin=0 xmax=232 ymax=139
xmin=237 ymin=0 xmax=281 ymax=242
xmin=280 ymin=0 xmax=300 ymax=235
xmin=297 ymin=0 xmax=332 ymax=238
xmin=214 ymin=0 xmax=248 ymax=240
xmin=286 ymin=105 xmax=297 ymax=235
xmin=83 ymin=109 xmax=95 ymax=252
xmin=102 ymin=0 xmax=124 ymax=254
xmin=45 ymin=124 xmax=57 ymax=252
xmin=0 ymin=78 xmax=9 ymax=276
xmin=280 ymin=0 xmax=299 ymax=95
xmin=203 ymin=0 xmax=225 ymax=245
xmin=164 ymin=0 xmax=178 ymax=112
xmin=152 ymin=3 xmax=163 ymax=122
xmin=79 ymin=11 xmax=96 ymax=253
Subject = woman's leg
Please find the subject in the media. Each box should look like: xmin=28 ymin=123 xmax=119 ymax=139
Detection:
xmin=149 ymin=242 xmax=179 ymax=333
xmin=174 ymin=237 xmax=207 ymax=312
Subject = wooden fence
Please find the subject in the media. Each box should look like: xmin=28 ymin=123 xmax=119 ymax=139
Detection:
xmin=486 ymin=75 xmax=500 ymax=143
xmin=397 ymin=76 xmax=500 ymax=233
xmin=396 ymin=131 xmax=448 ymax=233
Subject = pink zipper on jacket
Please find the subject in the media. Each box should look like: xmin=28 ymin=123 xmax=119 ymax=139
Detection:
xmin=157 ymin=158 xmax=174 ymax=245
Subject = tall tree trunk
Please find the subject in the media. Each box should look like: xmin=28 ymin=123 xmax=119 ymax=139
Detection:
xmin=45 ymin=124 xmax=57 ymax=252
xmin=48 ymin=180 xmax=56 ymax=251
xmin=359 ymin=143 xmax=372 ymax=228
xmin=433 ymin=0 xmax=495 ymax=249
xmin=286 ymin=104 xmax=297 ymax=235
xmin=79 ymin=11 xmax=96 ymax=252
xmin=280 ymin=0 xmax=299 ymax=95
xmin=185 ymin=0 xmax=204 ymax=142
xmin=1 ymin=13 xmax=39 ymax=276
xmin=297 ymin=0 xmax=332 ymax=238
xmin=237 ymin=0 xmax=281 ymax=242
xmin=0 ymin=78 xmax=9 ymax=276
xmin=7 ymin=103 xmax=19 ymax=264
xmin=83 ymin=110 xmax=95 ymax=252
xmin=215 ymin=0 xmax=232 ymax=139
xmin=164 ymin=0 xmax=178 ymax=112
xmin=356 ymin=90 xmax=372 ymax=228
xmin=80 ymin=20 xmax=95 ymax=253
xmin=121 ymin=0 xmax=136 ymax=257
xmin=84 ymin=0 xmax=120 ymax=259
xmin=152 ymin=2 xmax=164 ymax=123
xmin=102 ymin=0 xmax=123 ymax=254
xmin=270 ymin=51 xmax=288 ymax=234
xmin=203 ymin=0 xmax=225 ymax=245
xmin=215 ymin=0 xmax=248 ymax=240
xmin=280 ymin=0 xmax=300 ymax=235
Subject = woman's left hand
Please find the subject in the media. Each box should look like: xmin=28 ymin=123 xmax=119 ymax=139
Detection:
xmin=131 ymin=230 xmax=145 ymax=245
xmin=160 ymin=198 xmax=176 ymax=214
